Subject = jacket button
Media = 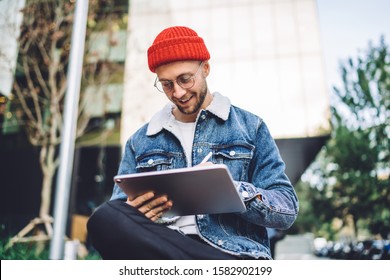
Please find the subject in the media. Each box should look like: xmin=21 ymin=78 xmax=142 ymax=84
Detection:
xmin=229 ymin=151 xmax=236 ymax=156
xmin=147 ymin=159 xmax=154 ymax=165
xmin=201 ymin=115 xmax=206 ymax=120
xmin=217 ymin=240 xmax=224 ymax=245
xmin=242 ymin=191 xmax=249 ymax=198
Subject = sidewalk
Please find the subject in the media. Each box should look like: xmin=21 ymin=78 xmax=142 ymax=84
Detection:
xmin=275 ymin=233 xmax=327 ymax=260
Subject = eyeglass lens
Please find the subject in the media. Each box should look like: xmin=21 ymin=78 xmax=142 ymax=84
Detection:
xmin=155 ymin=62 xmax=203 ymax=93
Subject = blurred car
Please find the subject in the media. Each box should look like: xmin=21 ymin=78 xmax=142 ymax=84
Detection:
xmin=325 ymin=239 xmax=390 ymax=260
xmin=313 ymin=237 xmax=328 ymax=257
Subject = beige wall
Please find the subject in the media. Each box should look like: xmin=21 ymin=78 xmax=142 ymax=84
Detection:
xmin=0 ymin=0 xmax=25 ymax=96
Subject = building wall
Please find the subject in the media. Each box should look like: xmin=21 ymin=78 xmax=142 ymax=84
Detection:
xmin=0 ymin=0 xmax=25 ymax=96
xmin=121 ymin=0 xmax=330 ymax=146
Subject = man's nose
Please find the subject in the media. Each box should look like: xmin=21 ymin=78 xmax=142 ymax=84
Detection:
xmin=172 ymin=82 xmax=186 ymax=98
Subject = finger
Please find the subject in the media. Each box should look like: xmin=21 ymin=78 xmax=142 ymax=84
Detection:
xmin=150 ymin=211 xmax=163 ymax=222
xmin=139 ymin=195 xmax=168 ymax=213
xmin=126 ymin=191 xmax=154 ymax=208
xmin=145 ymin=200 xmax=173 ymax=221
xmin=146 ymin=200 xmax=172 ymax=215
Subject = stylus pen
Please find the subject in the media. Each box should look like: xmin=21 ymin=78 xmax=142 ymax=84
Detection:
xmin=200 ymin=152 xmax=213 ymax=164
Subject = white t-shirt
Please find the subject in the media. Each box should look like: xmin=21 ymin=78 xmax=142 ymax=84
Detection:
xmin=169 ymin=120 xmax=197 ymax=235
xmin=175 ymin=120 xmax=195 ymax=167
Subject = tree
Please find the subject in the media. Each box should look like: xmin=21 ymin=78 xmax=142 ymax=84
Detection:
xmin=299 ymin=36 xmax=390 ymax=239
xmin=3 ymin=0 xmax=127 ymax=244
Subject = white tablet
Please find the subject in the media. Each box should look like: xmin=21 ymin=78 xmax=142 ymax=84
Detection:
xmin=113 ymin=164 xmax=246 ymax=216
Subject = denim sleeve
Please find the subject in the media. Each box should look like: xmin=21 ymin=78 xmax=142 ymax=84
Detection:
xmin=110 ymin=138 xmax=137 ymax=201
xmin=235 ymin=122 xmax=299 ymax=230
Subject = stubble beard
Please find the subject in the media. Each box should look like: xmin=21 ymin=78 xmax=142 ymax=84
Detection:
xmin=176 ymin=81 xmax=208 ymax=115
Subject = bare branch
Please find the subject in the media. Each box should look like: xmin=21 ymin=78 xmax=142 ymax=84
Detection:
xmin=13 ymin=82 xmax=36 ymax=124
xmin=32 ymin=60 xmax=51 ymax=98
xmin=22 ymin=59 xmax=44 ymax=127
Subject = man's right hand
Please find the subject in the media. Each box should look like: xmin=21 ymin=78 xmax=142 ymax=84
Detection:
xmin=126 ymin=191 xmax=173 ymax=222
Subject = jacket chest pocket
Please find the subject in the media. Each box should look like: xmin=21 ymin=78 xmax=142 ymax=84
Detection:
xmin=214 ymin=144 xmax=254 ymax=181
xmin=136 ymin=152 xmax=174 ymax=172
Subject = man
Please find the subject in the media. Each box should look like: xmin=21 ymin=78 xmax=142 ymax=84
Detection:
xmin=87 ymin=26 xmax=299 ymax=260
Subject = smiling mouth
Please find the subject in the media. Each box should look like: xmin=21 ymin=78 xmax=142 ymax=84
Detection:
xmin=178 ymin=95 xmax=192 ymax=104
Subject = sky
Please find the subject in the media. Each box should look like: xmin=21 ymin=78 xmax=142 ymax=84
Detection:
xmin=316 ymin=0 xmax=390 ymax=91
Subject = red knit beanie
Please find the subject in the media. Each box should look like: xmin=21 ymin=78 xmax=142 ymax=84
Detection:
xmin=147 ymin=26 xmax=210 ymax=73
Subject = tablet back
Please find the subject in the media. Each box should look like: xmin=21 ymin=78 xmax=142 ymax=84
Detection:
xmin=113 ymin=164 xmax=246 ymax=216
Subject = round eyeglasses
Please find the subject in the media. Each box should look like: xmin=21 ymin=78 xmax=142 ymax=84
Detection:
xmin=154 ymin=62 xmax=204 ymax=94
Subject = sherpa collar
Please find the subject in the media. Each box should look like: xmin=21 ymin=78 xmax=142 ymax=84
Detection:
xmin=146 ymin=92 xmax=231 ymax=136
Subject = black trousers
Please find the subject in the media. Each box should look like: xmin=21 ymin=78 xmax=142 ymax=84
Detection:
xmin=87 ymin=199 xmax=238 ymax=260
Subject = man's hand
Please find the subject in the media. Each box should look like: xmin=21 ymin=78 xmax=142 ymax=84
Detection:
xmin=126 ymin=191 xmax=173 ymax=222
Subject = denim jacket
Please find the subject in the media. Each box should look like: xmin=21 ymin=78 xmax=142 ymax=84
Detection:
xmin=111 ymin=92 xmax=299 ymax=259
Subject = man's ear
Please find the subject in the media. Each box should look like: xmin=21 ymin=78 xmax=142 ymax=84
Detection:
xmin=203 ymin=60 xmax=210 ymax=78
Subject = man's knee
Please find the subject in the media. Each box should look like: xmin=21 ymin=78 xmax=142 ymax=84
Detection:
xmin=87 ymin=199 xmax=144 ymax=236
xmin=87 ymin=200 xmax=122 ymax=234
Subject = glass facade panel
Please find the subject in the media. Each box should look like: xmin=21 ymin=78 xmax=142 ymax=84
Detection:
xmin=122 ymin=0 xmax=330 ymax=143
